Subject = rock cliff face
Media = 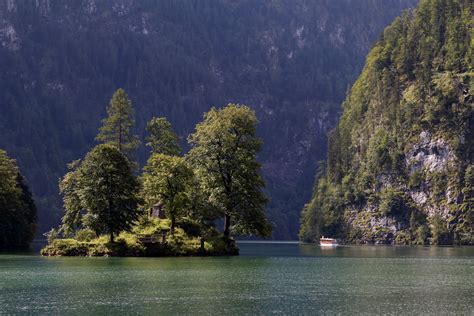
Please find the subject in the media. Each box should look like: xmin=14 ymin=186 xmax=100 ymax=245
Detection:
xmin=347 ymin=131 xmax=464 ymax=244
xmin=407 ymin=131 xmax=456 ymax=214
xmin=300 ymin=0 xmax=473 ymax=245
xmin=0 ymin=0 xmax=417 ymax=238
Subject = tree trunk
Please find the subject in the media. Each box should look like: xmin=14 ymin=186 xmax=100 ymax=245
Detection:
xmin=170 ymin=216 xmax=175 ymax=235
xmin=118 ymin=110 xmax=123 ymax=152
xmin=223 ymin=214 xmax=231 ymax=237
xmin=200 ymin=238 xmax=205 ymax=253
xmin=110 ymin=231 xmax=114 ymax=243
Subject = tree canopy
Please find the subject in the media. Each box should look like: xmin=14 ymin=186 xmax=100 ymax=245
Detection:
xmin=188 ymin=104 xmax=272 ymax=237
xmin=60 ymin=145 xmax=141 ymax=242
xmin=142 ymin=154 xmax=193 ymax=234
xmin=146 ymin=117 xmax=181 ymax=156
xmin=96 ymin=89 xmax=140 ymax=156
xmin=0 ymin=149 xmax=37 ymax=250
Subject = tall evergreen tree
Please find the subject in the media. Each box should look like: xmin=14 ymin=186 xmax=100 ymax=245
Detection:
xmin=187 ymin=104 xmax=271 ymax=238
xmin=96 ymin=89 xmax=140 ymax=156
xmin=146 ymin=117 xmax=181 ymax=156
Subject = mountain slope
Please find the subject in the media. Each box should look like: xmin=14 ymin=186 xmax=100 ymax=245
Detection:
xmin=0 ymin=0 xmax=417 ymax=238
xmin=300 ymin=0 xmax=473 ymax=244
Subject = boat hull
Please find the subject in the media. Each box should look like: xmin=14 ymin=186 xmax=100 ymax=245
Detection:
xmin=320 ymin=238 xmax=338 ymax=247
xmin=320 ymin=243 xmax=338 ymax=247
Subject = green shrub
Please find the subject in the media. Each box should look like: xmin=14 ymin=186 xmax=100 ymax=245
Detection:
xmin=75 ymin=229 xmax=96 ymax=242
xmin=207 ymin=236 xmax=239 ymax=255
xmin=430 ymin=172 xmax=448 ymax=199
xmin=41 ymin=234 xmax=146 ymax=257
xmin=430 ymin=215 xmax=451 ymax=245
xmin=87 ymin=243 xmax=111 ymax=256
xmin=408 ymin=170 xmax=423 ymax=189
xmin=394 ymin=231 xmax=411 ymax=245
xmin=166 ymin=228 xmax=193 ymax=255
xmin=378 ymin=189 xmax=405 ymax=217
xmin=41 ymin=216 xmax=239 ymax=257
xmin=347 ymin=227 xmax=364 ymax=243
xmin=41 ymin=239 xmax=88 ymax=256
xmin=414 ymin=225 xmax=429 ymax=245
xmin=133 ymin=217 xmax=170 ymax=235
xmin=177 ymin=217 xmax=205 ymax=237
xmin=373 ymin=227 xmax=393 ymax=244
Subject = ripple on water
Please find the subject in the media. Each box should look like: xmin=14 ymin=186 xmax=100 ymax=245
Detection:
xmin=0 ymin=244 xmax=473 ymax=314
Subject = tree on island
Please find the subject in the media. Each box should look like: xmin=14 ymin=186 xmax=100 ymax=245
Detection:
xmin=187 ymin=104 xmax=272 ymax=238
xmin=142 ymin=116 xmax=193 ymax=235
xmin=142 ymin=154 xmax=193 ymax=235
xmin=60 ymin=145 xmax=141 ymax=242
xmin=146 ymin=117 xmax=181 ymax=156
xmin=96 ymin=88 xmax=140 ymax=156
xmin=0 ymin=149 xmax=37 ymax=250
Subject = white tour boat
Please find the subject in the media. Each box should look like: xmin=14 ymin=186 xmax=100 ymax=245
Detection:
xmin=320 ymin=236 xmax=338 ymax=247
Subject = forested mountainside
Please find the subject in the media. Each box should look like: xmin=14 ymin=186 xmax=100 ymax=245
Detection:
xmin=300 ymin=0 xmax=473 ymax=245
xmin=0 ymin=0 xmax=417 ymax=239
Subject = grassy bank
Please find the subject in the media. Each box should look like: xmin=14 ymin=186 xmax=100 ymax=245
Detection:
xmin=41 ymin=218 xmax=238 ymax=257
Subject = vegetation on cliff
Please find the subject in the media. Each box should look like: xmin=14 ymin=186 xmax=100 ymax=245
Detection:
xmin=300 ymin=0 xmax=473 ymax=245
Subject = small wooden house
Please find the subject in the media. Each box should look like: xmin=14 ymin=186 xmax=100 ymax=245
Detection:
xmin=150 ymin=202 xmax=166 ymax=219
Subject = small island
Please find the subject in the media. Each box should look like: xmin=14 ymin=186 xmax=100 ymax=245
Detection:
xmin=41 ymin=217 xmax=239 ymax=257
xmin=41 ymin=91 xmax=271 ymax=257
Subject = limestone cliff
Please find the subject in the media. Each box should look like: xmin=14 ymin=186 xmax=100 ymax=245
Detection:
xmin=300 ymin=0 xmax=473 ymax=245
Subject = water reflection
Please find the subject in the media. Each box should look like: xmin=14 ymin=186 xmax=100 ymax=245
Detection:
xmin=239 ymin=241 xmax=474 ymax=259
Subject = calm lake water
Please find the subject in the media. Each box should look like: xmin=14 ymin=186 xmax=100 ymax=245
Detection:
xmin=0 ymin=242 xmax=473 ymax=315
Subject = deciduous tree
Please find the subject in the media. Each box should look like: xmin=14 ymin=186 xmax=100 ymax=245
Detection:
xmin=142 ymin=154 xmax=193 ymax=234
xmin=60 ymin=145 xmax=141 ymax=242
xmin=187 ymin=104 xmax=271 ymax=238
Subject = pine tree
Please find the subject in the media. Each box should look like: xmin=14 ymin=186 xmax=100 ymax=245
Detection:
xmin=96 ymin=89 xmax=140 ymax=156
xmin=145 ymin=117 xmax=181 ymax=156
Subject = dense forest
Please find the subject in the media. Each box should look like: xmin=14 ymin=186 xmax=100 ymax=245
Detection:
xmin=0 ymin=149 xmax=37 ymax=250
xmin=0 ymin=0 xmax=417 ymax=239
xmin=300 ymin=0 xmax=473 ymax=245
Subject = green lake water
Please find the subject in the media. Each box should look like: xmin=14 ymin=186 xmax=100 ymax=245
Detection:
xmin=1 ymin=242 xmax=473 ymax=315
